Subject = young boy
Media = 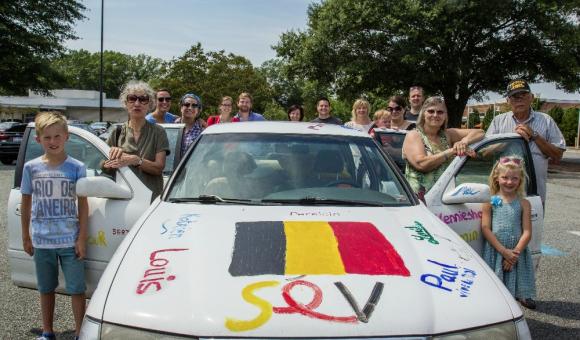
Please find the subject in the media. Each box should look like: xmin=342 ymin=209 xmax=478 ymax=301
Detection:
xmin=21 ymin=111 xmax=88 ymax=340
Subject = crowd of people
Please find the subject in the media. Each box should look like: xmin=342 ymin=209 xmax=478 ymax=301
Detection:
xmin=20 ymin=78 xmax=565 ymax=339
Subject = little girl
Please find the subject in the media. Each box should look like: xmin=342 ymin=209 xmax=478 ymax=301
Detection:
xmin=481 ymin=156 xmax=536 ymax=309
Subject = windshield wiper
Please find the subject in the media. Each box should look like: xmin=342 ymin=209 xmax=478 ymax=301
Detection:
xmin=261 ymin=196 xmax=386 ymax=207
xmin=167 ymin=195 xmax=259 ymax=205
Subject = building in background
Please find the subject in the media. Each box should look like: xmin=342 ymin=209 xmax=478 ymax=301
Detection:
xmin=0 ymin=89 xmax=125 ymax=122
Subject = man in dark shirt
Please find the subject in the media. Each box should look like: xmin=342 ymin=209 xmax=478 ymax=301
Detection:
xmin=310 ymin=97 xmax=342 ymax=125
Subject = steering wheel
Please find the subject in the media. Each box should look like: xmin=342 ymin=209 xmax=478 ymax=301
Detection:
xmin=325 ymin=180 xmax=358 ymax=188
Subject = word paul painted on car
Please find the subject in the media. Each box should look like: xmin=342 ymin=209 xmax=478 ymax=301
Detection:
xmin=225 ymin=221 xmax=410 ymax=332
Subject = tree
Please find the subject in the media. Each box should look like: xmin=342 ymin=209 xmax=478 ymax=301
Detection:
xmin=155 ymin=44 xmax=272 ymax=117
xmin=547 ymin=106 xmax=564 ymax=125
xmin=482 ymin=107 xmax=495 ymax=131
xmin=468 ymin=109 xmax=481 ymax=129
xmin=560 ymin=108 xmax=579 ymax=146
xmin=0 ymin=1 xmax=86 ymax=95
xmin=51 ymin=50 xmax=163 ymax=98
xmin=275 ymin=0 xmax=580 ymax=127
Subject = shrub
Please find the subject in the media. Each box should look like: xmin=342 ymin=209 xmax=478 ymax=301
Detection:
xmin=547 ymin=106 xmax=564 ymax=124
xmin=560 ymin=107 xmax=579 ymax=146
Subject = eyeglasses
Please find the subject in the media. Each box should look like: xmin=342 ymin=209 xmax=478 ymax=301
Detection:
xmin=157 ymin=97 xmax=171 ymax=102
xmin=127 ymin=95 xmax=150 ymax=104
xmin=182 ymin=102 xmax=200 ymax=108
xmin=386 ymin=106 xmax=402 ymax=112
xmin=426 ymin=109 xmax=446 ymax=115
xmin=499 ymin=156 xmax=522 ymax=165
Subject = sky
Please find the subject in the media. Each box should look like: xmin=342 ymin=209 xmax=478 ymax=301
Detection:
xmin=65 ymin=0 xmax=579 ymax=103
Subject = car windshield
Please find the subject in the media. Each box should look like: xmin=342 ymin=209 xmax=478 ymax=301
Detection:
xmin=167 ymin=133 xmax=411 ymax=206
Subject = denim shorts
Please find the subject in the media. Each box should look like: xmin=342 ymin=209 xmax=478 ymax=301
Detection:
xmin=33 ymin=247 xmax=86 ymax=294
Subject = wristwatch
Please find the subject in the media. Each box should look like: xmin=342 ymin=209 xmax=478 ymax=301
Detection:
xmin=530 ymin=130 xmax=538 ymax=141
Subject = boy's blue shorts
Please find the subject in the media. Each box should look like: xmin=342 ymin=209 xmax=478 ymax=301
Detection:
xmin=33 ymin=247 xmax=86 ymax=294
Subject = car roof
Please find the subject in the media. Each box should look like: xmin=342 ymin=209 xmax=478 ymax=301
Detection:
xmin=202 ymin=121 xmax=371 ymax=137
xmin=373 ymin=128 xmax=408 ymax=134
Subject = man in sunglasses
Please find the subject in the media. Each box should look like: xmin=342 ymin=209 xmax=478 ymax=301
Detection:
xmin=486 ymin=79 xmax=565 ymax=204
xmin=405 ymin=85 xmax=424 ymax=122
xmin=146 ymin=88 xmax=178 ymax=124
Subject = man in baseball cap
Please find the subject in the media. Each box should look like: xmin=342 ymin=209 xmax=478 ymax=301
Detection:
xmin=506 ymin=79 xmax=531 ymax=97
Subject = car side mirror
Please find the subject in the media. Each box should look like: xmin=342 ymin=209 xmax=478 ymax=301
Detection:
xmin=442 ymin=183 xmax=490 ymax=204
xmin=76 ymin=176 xmax=132 ymax=199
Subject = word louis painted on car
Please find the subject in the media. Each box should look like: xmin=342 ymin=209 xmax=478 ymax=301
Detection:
xmin=404 ymin=221 xmax=439 ymax=244
xmin=160 ymin=213 xmax=199 ymax=239
xmin=225 ymin=279 xmax=384 ymax=332
xmin=450 ymin=186 xmax=479 ymax=197
xmin=229 ymin=221 xmax=410 ymax=277
xmin=136 ymin=248 xmax=188 ymax=295
xmin=420 ymin=259 xmax=477 ymax=298
xmin=436 ymin=210 xmax=482 ymax=225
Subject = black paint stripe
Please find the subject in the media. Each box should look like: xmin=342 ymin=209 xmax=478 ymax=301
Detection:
xmin=228 ymin=221 xmax=286 ymax=276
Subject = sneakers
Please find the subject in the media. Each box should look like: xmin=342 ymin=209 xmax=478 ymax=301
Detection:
xmin=36 ymin=333 xmax=56 ymax=340
xmin=518 ymin=298 xmax=537 ymax=310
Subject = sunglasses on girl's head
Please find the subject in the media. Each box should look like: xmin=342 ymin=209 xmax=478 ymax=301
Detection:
xmin=182 ymin=102 xmax=199 ymax=108
xmin=499 ymin=157 xmax=522 ymax=165
xmin=127 ymin=95 xmax=150 ymax=104
xmin=386 ymin=106 xmax=402 ymax=112
xmin=157 ymin=97 xmax=171 ymax=102
xmin=426 ymin=109 xmax=446 ymax=115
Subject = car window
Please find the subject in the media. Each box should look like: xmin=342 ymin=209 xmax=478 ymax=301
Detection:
xmin=375 ymin=131 xmax=406 ymax=172
xmin=168 ymin=133 xmax=410 ymax=206
xmin=163 ymin=127 xmax=181 ymax=176
xmin=26 ymin=130 xmax=107 ymax=177
xmin=454 ymin=138 xmax=536 ymax=195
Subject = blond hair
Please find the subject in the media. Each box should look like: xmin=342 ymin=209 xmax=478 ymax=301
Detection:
xmin=34 ymin=111 xmax=68 ymax=136
xmin=238 ymin=92 xmax=253 ymax=103
xmin=351 ymin=99 xmax=371 ymax=121
xmin=488 ymin=156 xmax=527 ymax=198
xmin=373 ymin=109 xmax=390 ymax=121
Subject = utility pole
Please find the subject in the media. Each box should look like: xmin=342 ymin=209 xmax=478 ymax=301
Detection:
xmin=99 ymin=0 xmax=104 ymax=122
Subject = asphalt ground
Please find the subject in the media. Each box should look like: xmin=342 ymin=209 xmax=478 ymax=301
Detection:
xmin=0 ymin=150 xmax=579 ymax=339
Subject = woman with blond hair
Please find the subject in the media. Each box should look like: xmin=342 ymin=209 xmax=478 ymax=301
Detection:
xmin=344 ymin=99 xmax=375 ymax=133
xmin=103 ymin=80 xmax=169 ymax=201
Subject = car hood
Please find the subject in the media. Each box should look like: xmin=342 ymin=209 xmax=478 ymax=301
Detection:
xmin=98 ymin=203 xmax=521 ymax=337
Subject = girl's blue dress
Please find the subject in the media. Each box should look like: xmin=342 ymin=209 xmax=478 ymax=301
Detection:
xmin=482 ymin=198 xmax=536 ymax=299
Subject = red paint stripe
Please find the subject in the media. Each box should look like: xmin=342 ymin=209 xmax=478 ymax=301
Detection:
xmin=329 ymin=222 xmax=410 ymax=276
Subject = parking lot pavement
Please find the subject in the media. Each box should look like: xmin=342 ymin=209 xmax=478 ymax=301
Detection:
xmin=1 ymin=163 xmax=579 ymax=339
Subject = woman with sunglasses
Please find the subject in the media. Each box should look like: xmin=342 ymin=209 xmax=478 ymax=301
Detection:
xmin=402 ymin=96 xmax=484 ymax=198
xmin=179 ymin=93 xmax=205 ymax=155
xmin=104 ymin=80 xmax=169 ymax=202
xmin=387 ymin=96 xmax=416 ymax=130
xmin=145 ymin=89 xmax=178 ymax=124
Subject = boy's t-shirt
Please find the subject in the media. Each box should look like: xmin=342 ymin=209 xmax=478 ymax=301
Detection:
xmin=21 ymin=156 xmax=86 ymax=249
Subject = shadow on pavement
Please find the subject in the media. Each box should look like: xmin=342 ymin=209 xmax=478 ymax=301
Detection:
xmin=529 ymin=300 xmax=580 ymax=321
xmin=526 ymin=318 xmax=580 ymax=340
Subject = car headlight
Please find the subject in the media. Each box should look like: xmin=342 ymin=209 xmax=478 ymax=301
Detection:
xmin=434 ymin=319 xmax=530 ymax=340
xmin=100 ymin=322 xmax=196 ymax=339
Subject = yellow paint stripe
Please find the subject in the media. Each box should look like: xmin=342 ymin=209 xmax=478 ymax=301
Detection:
xmin=225 ymin=280 xmax=279 ymax=332
xmin=284 ymin=221 xmax=346 ymax=275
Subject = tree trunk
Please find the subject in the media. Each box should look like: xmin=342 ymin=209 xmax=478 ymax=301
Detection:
xmin=443 ymin=94 xmax=469 ymax=128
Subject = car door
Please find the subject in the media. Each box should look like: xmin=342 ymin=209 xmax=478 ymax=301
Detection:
xmin=425 ymin=133 xmax=544 ymax=265
xmin=7 ymin=125 xmax=152 ymax=295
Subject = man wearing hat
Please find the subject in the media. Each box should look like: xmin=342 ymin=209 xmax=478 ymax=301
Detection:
xmin=486 ymin=79 xmax=566 ymax=205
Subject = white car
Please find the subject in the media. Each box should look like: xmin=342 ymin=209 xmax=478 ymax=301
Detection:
xmin=7 ymin=122 xmax=540 ymax=338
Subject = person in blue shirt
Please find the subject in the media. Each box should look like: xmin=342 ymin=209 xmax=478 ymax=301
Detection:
xmin=233 ymin=92 xmax=266 ymax=122
xmin=21 ymin=111 xmax=88 ymax=340
xmin=145 ymin=88 xmax=178 ymax=123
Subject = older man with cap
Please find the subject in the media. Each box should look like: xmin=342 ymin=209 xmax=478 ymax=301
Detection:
xmin=486 ymin=79 xmax=566 ymax=205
